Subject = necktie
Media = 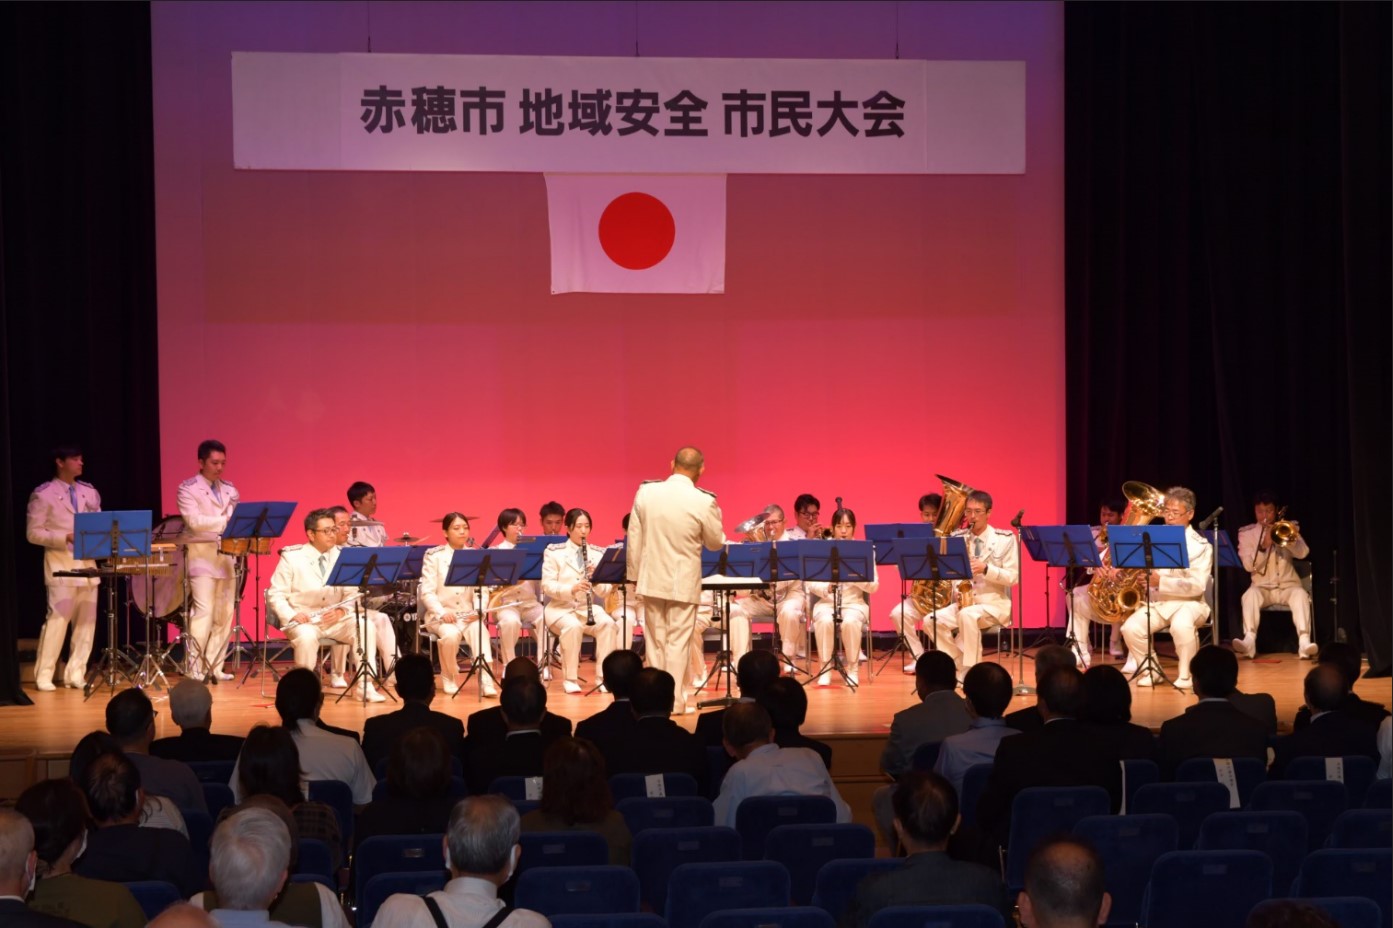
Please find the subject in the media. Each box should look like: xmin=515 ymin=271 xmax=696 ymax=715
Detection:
xmin=68 ymin=484 xmax=79 ymax=514
xmin=211 ymin=482 xmax=222 ymax=506
xmin=318 ymin=553 xmax=328 ymax=581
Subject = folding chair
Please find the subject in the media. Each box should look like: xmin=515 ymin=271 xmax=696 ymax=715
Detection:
xmin=611 ymin=771 xmax=700 ymax=800
xmin=1290 ymin=848 xmax=1392 ymax=928
xmin=1073 ymin=814 xmax=1178 ymax=927
xmin=358 ymin=871 xmax=448 ymax=928
xmin=958 ymin=763 xmax=993 ymax=829
xmin=763 ymin=823 xmax=875 ymax=906
xmin=733 ymin=795 xmax=838 ymax=860
xmin=306 ymin=778 xmax=355 ymax=852
xmin=1130 ymin=781 xmax=1230 ymax=849
xmin=664 ymin=861 xmax=792 ymax=928
xmin=121 ymin=881 xmax=182 ymax=920
xmin=700 ymin=908 xmax=835 ymax=928
xmin=808 ymin=858 xmax=902 ymax=923
xmin=353 ymin=834 xmax=447 ymax=906
xmin=1140 ymin=850 xmax=1272 ymax=928
xmin=866 ymin=905 xmax=1006 ymax=928
xmin=1248 ymin=898 xmax=1381 ymax=928
xmin=1284 ymin=755 xmax=1378 ymax=807
xmin=1248 ymin=780 xmax=1348 ymax=850
xmin=1004 ymin=786 xmax=1110 ymax=893
xmin=1196 ymin=811 xmax=1307 ymax=893
xmin=1174 ymin=756 xmax=1266 ymax=808
xmin=617 ymin=796 xmax=716 ymax=835
xmin=517 ymin=830 xmax=610 ymax=875
xmin=1326 ymin=808 xmax=1393 ymax=849
xmin=631 ymin=825 xmax=741 ymax=913
xmin=514 ymin=864 xmax=640 ymax=917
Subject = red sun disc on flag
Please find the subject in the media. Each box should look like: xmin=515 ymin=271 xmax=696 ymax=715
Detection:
xmin=597 ymin=192 xmax=676 ymax=270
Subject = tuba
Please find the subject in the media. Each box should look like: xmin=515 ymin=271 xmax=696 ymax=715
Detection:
xmin=910 ymin=475 xmax=976 ymax=613
xmin=1087 ymin=481 xmax=1167 ymax=623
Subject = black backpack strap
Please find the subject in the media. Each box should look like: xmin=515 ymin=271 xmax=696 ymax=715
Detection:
xmin=422 ymin=895 xmax=451 ymax=928
xmin=479 ymin=903 xmax=514 ymax=928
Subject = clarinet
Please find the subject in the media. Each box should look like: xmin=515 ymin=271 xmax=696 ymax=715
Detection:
xmin=578 ymin=542 xmax=595 ymax=625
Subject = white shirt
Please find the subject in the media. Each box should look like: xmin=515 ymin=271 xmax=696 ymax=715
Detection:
xmin=349 ymin=511 xmax=389 ymax=547
xmin=192 ymin=884 xmax=349 ymax=928
xmin=230 ymin=718 xmax=375 ymax=804
xmin=713 ymin=742 xmax=851 ymax=828
xmin=373 ymin=875 xmax=550 ymax=928
xmin=177 ymin=473 xmax=240 ymax=579
xmin=953 ymin=524 xmax=1019 ymax=605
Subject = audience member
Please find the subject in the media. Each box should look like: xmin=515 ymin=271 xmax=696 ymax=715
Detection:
xmin=463 ymin=659 xmax=572 ymax=763
xmin=840 ymin=771 xmax=1010 ymax=928
xmin=357 ymin=726 xmax=460 ymax=846
xmin=228 ymin=725 xmax=342 ymax=868
xmin=1017 ymin=836 xmax=1111 ymax=928
xmin=1293 ymin=642 xmax=1390 ymax=732
xmin=935 ymin=663 xmax=1019 ymax=797
xmin=1379 ymin=717 xmax=1391 ymax=780
xmin=203 ymin=807 xmax=296 ymax=928
xmin=231 ymin=668 xmax=374 ymax=805
xmin=1077 ymin=665 xmax=1156 ymax=761
xmin=373 ymin=796 xmax=549 ymax=928
xmin=574 ymin=650 xmax=644 ymax=746
xmin=1157 ymin=646 xmax=1268 ymax=778
xmin=1270 ymin=664 xmax=1380 ymax=777
xmin=1197 ymin=644 xmax=1278 ymax=735
xmin=761 ymin=676 xmax=833 ymax=770
xmin=0 ymin=808 xmax=85 ymax=928
xmin=599 ymin=668 xmax=707 ymax=791
xmin=73 ymin=752 xmax=201 ymax=897
xmin=467 ymin=676 xmax=550 ymax=794
xmin=977 ymin=667 xmax=1121 ymax=849
xmin=713 ymin=703 xmax=850 ymax=828
xmin=520 ymin=737 xmax=631 ymax=866
xmin=150 ymin=678 xmax=245 ymax=763
xmin=694 ymin=649 xmax=781 ymax=748
xmin=69 ymin=731 xmax=186 ymax=835
xmin=1005 ymin=646 xmax=1076 ymax=733
xmin=14 ymin=780 xmax=144 ymax=928
xmin=105 ymin=687 xmax=206 ymax=813
xmin=148 ymin=904 xmax=218 ymax=928
xmin=363 ymin=653 xmax=467 ymax=772
xmin=1245 ymin=899 xmax=1341 ymax=928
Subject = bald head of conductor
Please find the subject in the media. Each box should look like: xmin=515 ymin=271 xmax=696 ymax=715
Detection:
xmin=1018 ymin=836 xmax=1111 ymax=927
xmin=672 ymin=446 xmax=706 ymax=484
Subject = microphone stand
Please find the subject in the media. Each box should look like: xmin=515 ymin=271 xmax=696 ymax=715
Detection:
xmin=1011 ymin=512 xmax=1033 ymax=696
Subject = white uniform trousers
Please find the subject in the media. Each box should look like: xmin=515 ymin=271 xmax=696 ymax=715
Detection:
xmin=547 ymin=607 xmax=617 ymax=684
xmin=1120 ymin=600 xmax=1209 ymax=681
xmin=188 ymin=576 xmax=236 ymax=677
xmin=1065 ymin=586 xmax=1122 ymax=663
xmin=495 ymin=601 xmax=546 ymax=663
xmin=612 ymin=601 xmax=643 ymax=651
xmin=1240 ymin=584 xmax=1312 ymax=643
xmin=35 ymin=585 xmax=99 ymax=688
xmin=371 ymin=611 xmax=398 ymax=672
xmin=283 ymin=609 xmax=369 ymax=677
xmin=932 ymin=601 xmax=1011 ymax=670
xmin=812 ymin=602 xmax=867 ymax=683
xmin=889 ymin=598 xmax=928 ymax=661
xmin=693 ymin=599 xmax=751 ymax=680
xmin=645 ymin=597 xmax=701 ymax=699
xmin=426 ymin=614 xmax=492 ymax=690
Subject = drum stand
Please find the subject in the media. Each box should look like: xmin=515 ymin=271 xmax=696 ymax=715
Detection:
xmin=456 ymin=585 xmax=502 ymax=700
xmin=225 ymin=555 xmax=258 ymax=670
xmin=875 ymin=579 xmax=920 ymax=678
xmin=85 ymin=571 xmax=139 ymax=699
xmin=131 ymin=567 xmax=172 ymax=691
xmin=239 ymin=549 xmax=290 ymax=697
xmin=335 ymin=597 xmax=395 ymax=704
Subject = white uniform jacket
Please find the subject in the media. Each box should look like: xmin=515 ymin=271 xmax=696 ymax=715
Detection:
xmin=626 ymin=473 xmax=725 ymax=604
xmin=266 ymin=544 xmax=359 ymax=629
xmin=26 ymin=479 xmax=102 ymax=587
xmin=348 ymin=512 xmax=389 ymax=547
xmin=1153 ymin=525 xmax=1213 ymax=608
xmin=489 ymin=540 xmax=542 ymax=607
xmin=1237 ymin=522 xmax=1309 ymax=590
xmin=418 ymin=544 xmax=482 ymax=619
xmin=953 ymin=526 xmax=1019 ymax=605
xmin=543 ymin=540 xmax=612 ymax=619
xmin=807 ymin=561 xmax=880 ymax=608
xmin=177 ymin=474 xmax=239 ymax=579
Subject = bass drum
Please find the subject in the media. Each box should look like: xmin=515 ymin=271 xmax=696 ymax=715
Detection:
xmin=128 ymin=515 xmax=188 ymax=620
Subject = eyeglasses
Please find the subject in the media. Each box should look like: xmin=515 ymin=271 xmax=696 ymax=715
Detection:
xmin=314 ymin=527 xmax=338 ymax=535
xmin=964 ymin=508 xmax=987 ymax=516
xmin=797 ymin=510 xmax=819 ymax=519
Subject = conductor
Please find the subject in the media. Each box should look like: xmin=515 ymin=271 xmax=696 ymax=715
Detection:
xmin=627 ymin=447 xmax=725 ymax=713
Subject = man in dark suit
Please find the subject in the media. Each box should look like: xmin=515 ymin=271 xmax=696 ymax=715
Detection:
xmin=1271 ymin=664 xmax=1381 ymax=777
xmin=574 ymin=650 xmax=644 ymax=746
xmin=466 ymin=676 xmax=551 ymax=794
xmin=977 ymin=666 xmax=1121 ymax=849
xmin=1004 ymin=646 xmax=1076 ymax=733
xmin=105 ymin=687 xmax=206 ymax=814
xmin=464 ymin=658 xmax=572 ymax=765
xmin=1293 ymin=642 xmax=1391 ymax=732
xmin=694 ymin=649 xmax=781 ymax=748
xmin=1157 ymin=646 xmax=1269 ymax=779
xmin=602 ymin=669 xmax=707 ymax=793
xmin=362 ymin=653 xmax=467 ymax=772
xmin=840 ymin=771 xmax=1011 ymax=928
xmin=0 ymin=809 xmax=85 ymax=928
xmin=149 ymin=678 xmax=245 ymax=763
xmin=760 ymin=676 xmax=833 ymax=770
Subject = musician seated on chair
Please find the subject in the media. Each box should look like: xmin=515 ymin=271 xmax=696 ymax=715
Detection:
xmin=490 ymin=507 xmax=547 ymax=665
xmin=541 ymin=508 xmax=618 ymax=695
xmin=265 ymin=508 xmax=384 ymax=703
xmin=419 ymin=512 xmax=497 ymax=698
xmin=1118 ymin=487 xmax=1213 ymax=690
xmin=346 ymin=480 xmax=389 ymax=547
xmin=930 ymin=491 xmax=1018 ymax=673
xmin=1233 ymin=490 xmax=1315 ymax=660
xmin=330 ymin=504 xmax=398 ymax=676
xmin=731 ymin=504 xmax=807 ymax=666
xmin=1065 ymin=493 xmax=1127 ymax=668
xmin=807 ymin=505 xmax=878 ymax=688
xmin=887 ymin=493 xmax=945 ymax=673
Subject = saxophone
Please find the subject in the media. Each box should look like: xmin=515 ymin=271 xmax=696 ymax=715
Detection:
xmin=910 ymin=475 xmax=975 ymax=613
xmin=1088 ymin=481 xmax=1167 ymax=622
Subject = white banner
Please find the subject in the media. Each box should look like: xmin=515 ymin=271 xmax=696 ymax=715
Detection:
xmin=232 ymin=52 xmax=1025 ymax=175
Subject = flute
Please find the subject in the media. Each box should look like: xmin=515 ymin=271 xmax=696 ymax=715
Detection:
xmin=304 ymin=592 xmax=362 ymax=623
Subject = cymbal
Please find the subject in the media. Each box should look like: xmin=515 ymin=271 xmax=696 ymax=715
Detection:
xmin=390 ymin=532 xmax=427 ymax=545
xmin=350 ymin=519 xmax=385 ymax=528
xmin=436 ymin=515 xmax=480 ymax=523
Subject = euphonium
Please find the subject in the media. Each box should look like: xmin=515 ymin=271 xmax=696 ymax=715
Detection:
xmin=1087 ymin=480 xmax=1167 ymax=623
xmin=910 ymin=475 xmax=975 ymax=613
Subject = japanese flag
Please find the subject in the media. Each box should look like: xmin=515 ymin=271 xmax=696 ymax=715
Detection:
xmin=545 ymin=173 xmax=726 ymax=294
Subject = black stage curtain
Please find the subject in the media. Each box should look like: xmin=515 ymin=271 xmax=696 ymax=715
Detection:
xmin=1065 ymin=3 xmax=1391 ymax=674
xmin=0 ymin=3 xmax=161 ymax=705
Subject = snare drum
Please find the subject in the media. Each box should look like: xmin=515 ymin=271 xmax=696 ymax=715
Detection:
xmin=129 ymin=516 xmax=189 ymax=619
xmin=219 ymin=536 xmax=274 ymax=557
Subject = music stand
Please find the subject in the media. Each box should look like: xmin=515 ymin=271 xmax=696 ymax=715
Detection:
xmin=1025 ymin=526 xmax=1101 ymax=687
xmin=896 ymin=536 xmax=971 ymax=676
xmin=74 ymin=511 xmax=152 ymax=697
xmin=327 ymin=547 xmax=407 ymax=703
xmin=800 ymin=540 xmax=875 ymax=690
xmin=696 ymin=543 xmax=763 ymax=707
xmin=395 ymin=545 xmax=430 ymax=654
xmin=221 ymin=501 xmax=296 ymax=689
xmin=1109 ymin=524 xmax=1188 ymax=688
xmin=1204 ymin=528 xmax=1241 ymax=647
xmin=589 ymin=544 xmax=631 ymax=659
xmin=517 ymin=536 xmax=566 ymax=678
xmin=866 ymin=523 xmax=936 ymax=677
xmin=747 ymin=540 xmax=809 ymax=676
xmin=444 ymin=549 xmax=523 ymax=699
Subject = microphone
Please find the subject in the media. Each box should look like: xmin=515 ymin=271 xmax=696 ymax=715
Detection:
xmin=1010 ymin=509 xmax=1025 ymax=529
xmin=1198 ymin=506 xmax=1224 ymax=531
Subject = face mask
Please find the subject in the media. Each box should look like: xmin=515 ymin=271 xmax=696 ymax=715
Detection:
xmin=504 ymin=846 xmax=520 ymax=882
xmin=26 ymin=858 xmax=36 ymax=896
xmin=74 ymin=833 xmax=88 ymax=863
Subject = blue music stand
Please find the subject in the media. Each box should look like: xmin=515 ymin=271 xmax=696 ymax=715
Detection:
xmin=1109 ymin=524 xmax=1188 ymax=688
xmin=515 ymin=536 xmax=566 ymax=677
xmin=695 ymin=543 xmax=765 ymax=704
xmin=897 ymin=536 xmax=971 ymax=657
xmin=867 ymin=523 xmax=937 ymax=677
xmin=1204 ymin=530 xmax=1241 ymax=569
xmin=327 ymin=547 xmax=409 ymax=702
xmin=747 ymin=540 xmax=811 ymax=675
xmin=387 ymin=544 xmax=431 ymax=656
xmin=74 ymin=511 xmax=153 ymax=697
xmin=800 ymin=540 xmax=876 ymax=689
xmin=444 ymin=549 xmax=524 ymax=698
xmin=223 ymin=501 xmax=297 ymax=676
xmin=1024 ymin=526 xmax=1102 ymax=669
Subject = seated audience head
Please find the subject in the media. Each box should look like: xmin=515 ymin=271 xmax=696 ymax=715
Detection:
xmin=759 ymin=676 xmax=810 ymax=731
xmin=1037 ymin=667 xmax=1085 ymax=720
xmin=722 ymin=702 xmax=775 ymax=759
xmin=274 ymin=668 xmax=322 ymax=726
xmin=388 ymin=726 xmax=453 ymax=800
xmin=394 ymin=653 xmax=437 ymax=703
xmin=914 ymin=651 xmax=959 ymax=699
xmin=168 ymin=678 xmax=215 ymax=731
xmin=1019 ymin=836 xmax=1111 ymax=928
xmin=68 ymin=731 xmax=122 ymax=788
xmin=503 ymin=657 xmax=542 ymax=683
xmin=446 ymin=795 xmax=522 ymax=886
xmin=1190 ymin=645 xmax=1239 ymax=698
xmin=499 ymin=676 xmax=546 ymax=730
xmin=600 ymin=650 xmax=644 ymax=699
xmin=237 ymin=724 xmax=305 ymax=808
xmin=1304 ymin=664 xmax=1347 ymax=715
xmin=735 ymin=649 xmax=781 ymax=699
xmin=1315 ymin=641 xmax=1361 ymax=692
xmin=105 ymin=687 xmax=156 ymax=750
xmin=82 ymin=751 xmax=143 ymax=826
xmin=630 ymin=668 xmax=677 ymax=718
xmin=962 ymin=662 xmax=1013 ymax=720
xmin=210 ymin=807 xmax=292 ymax=911
xmin=148 ymin=903 xmax=219 ymax=928
xmin=1078 ymin=665 xmax=1134 ymax=724
xmin=1034 ymin=645 xmax=1077 ymax=680
xmin=1245 ymin=900 xmax=1341 ymax=928
xmin=890 ymin=770 xmax=959 ymax=853
xmin=0 ymin=808 xmax=37 ymax=900
xmin=538 ymin=737 xmax=611 ymax=826
xmin=15 ymin=779 xmax=89 ymax=877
